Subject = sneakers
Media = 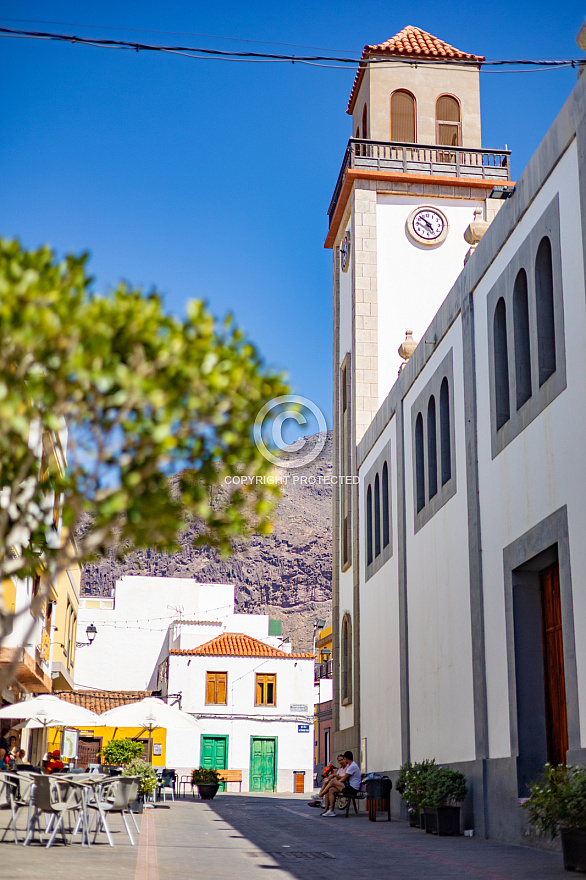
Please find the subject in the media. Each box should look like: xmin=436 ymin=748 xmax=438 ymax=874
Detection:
xmin=321 ymin=809 xmax=336 ymax=817
xmin=308 ymin=799 xmax=323 ymax=808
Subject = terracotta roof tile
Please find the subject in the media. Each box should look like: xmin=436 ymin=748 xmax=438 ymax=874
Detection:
xmin=54 ymin=690 xmax=150 ymax=714
xmin=169 ymin=632 xmax=314 ymax=659
xmin=348 ymin=26 xmax=485 ymax=114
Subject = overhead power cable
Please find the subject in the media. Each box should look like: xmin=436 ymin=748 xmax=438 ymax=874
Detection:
xmin=0 ymin=25 xmax=584 ymax=71
xmin=0 ymin=17 xmax=357 ymax=52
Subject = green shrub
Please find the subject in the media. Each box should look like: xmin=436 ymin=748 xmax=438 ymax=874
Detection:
xmin=522 ymin=764 xmax=586 ymax=840
xmin=422 ymin=765 xmax=468 ymax=808
xmin=124 ymin=758 xmax=159 ymax=796
xmin=100 ymin=739 xmax=145 ymax=766
xmin=396 ymin=759 xmax=437 ymax=811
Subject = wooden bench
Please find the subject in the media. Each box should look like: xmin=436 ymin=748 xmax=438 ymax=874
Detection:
xmin=334 ymin=782 xmax=367 ymax=817
xmin=218 ymin=770 xmax=243 ymax=791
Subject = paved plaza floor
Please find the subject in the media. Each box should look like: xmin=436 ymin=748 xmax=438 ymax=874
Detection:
xmin=0 ymin=791 xmax=568 ymax=880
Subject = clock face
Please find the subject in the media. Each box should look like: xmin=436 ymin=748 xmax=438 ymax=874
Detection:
xmin=406 ymin=207 xmax=449 ymax=247
xmin=340 ymin=231 xmax=351 ymax=271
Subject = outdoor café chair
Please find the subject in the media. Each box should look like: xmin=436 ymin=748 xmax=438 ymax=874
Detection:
xmin=0 ymin=775 xmax=19 ymax=844
xmin=1 ymin=772 xmax=37 ymax=845
xmin=24 ymin=775 xmax=83 ymax=848
xmin=86 ymin=776 xmax=139 ymax=846
xmin=159 ymin=771 xmax=175 ymax=802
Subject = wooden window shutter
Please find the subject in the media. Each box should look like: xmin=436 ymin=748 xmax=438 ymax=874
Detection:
xmin=436 ymin=95 xmax=461 ymax=146
xmin=436 ymin=95 xmax=460 ymax=122
xmin=217 ymin=673 xmax=227 ymax=705
xmin=206 ymin=673 xmax=216 ymax=704
xmin=391 ymin=91 xmax=415 ymax=143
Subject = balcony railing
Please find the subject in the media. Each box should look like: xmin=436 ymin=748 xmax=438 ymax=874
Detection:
xmin=315 ymin=659 xmax=333 ymax=681
xmin=328 ymin=138 xmax=512 ymax=226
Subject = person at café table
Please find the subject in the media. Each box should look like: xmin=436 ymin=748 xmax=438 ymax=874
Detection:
xmin=45 ymin=749 xmax=64 ymax=773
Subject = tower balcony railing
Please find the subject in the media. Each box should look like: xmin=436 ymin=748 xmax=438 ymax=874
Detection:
xmin=328 ymin=138 xmax=512 ymax=226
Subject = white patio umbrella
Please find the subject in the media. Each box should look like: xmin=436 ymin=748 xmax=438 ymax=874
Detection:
xmin=0 ymin=694 xmax=103 ymax=728
xmin=99 ymin=697 xmax=199 ymax=732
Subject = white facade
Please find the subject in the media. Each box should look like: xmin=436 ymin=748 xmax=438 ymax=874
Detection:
xmin=166 ymin=651 xmax=314 ymax=792
xmin=331 ymin=45 xmax=586 ymax=844
xmin=77 ymin=577 xmax=314 ymax=791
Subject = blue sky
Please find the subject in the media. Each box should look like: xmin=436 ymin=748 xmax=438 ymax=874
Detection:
xmin=1 ymin=1 xmax=584 ymax=437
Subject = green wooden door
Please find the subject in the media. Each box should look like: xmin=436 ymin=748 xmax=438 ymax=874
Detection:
xmin=250 ymin=737 xmax=277 ymax=792
xmin=200 ymin=736 xmax=228 ymax=790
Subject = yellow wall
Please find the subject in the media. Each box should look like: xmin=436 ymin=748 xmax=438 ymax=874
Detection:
xmin=51 ymin=541 xmax=81 ymax=691
xmin=48 ymin=726 xmax=167 ymax=767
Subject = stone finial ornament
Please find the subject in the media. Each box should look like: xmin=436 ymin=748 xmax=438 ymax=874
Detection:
xmin=398 ymin=331 xmax=417 ymax=373
xmin=576 ymin=20 xmax=586 ymax=52
xmin=464 ymin=207 xmax=490 ymax=264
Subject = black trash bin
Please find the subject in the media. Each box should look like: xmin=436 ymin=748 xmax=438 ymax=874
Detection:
xmin=365 ymin=776 xmax=392 ymax=800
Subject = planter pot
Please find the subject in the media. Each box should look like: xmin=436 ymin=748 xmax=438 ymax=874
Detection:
xmin=561 ymin=829 xmax=586 ymax=872
xmin=197 ymin=784 xmax=219 ymax=801
xmin=130 ymin=798 xmax=144 ymax=814
xmin=409 ymin=810 xmax=425 ymax=829
xmin=424 ymin=806 xmax=461 ymax=836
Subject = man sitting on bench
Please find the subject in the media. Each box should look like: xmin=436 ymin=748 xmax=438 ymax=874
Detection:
xmin=320 ymin=750 xmax=361 ymax=817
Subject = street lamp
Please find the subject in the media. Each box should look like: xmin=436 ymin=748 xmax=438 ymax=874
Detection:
xmin=76 ymin=623 xmax=97 ymax=648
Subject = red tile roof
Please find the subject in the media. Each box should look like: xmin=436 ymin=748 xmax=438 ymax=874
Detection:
xmin=169 ymin=632 xmax=313 ymax=659
xmin=54 ymin=690 xmax=150 ymax=714
xmin=348 ymin=26 xmax=485 ymax=113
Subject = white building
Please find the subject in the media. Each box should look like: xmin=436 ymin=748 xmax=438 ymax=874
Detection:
xmin=77 ymin=577 xmax=314 ymax=791
xmin=329 ymin=25 xmax=586 ymax=844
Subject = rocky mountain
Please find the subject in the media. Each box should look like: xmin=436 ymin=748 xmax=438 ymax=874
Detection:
xmin=81 ymin=432 xmax=333 ymax=651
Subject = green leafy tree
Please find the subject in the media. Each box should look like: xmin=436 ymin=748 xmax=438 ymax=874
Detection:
xmin=0 ymin=239 xmax=288 ymax=681
xmin=100 ymin=739 xmax=145 ymax=766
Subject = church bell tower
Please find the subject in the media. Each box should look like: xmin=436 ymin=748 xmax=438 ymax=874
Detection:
xmin=328 ymin=25 xmax=512 ymax=441
xmin=328 ymin=27 xmax=513 ymax=758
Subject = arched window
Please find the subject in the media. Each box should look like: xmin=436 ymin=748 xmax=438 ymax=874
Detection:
xmin=440 ymin=378 xmax=452 ymax=485
xmin=366 ymin=484 xmax=373 ymax=566
xmin=382 ymin=462 xmax=390 ymax=549
xmin=341 ymin=615 xmax=352 ymax=704
xmin=362 ymin=104 xmax=368 ymax=139
xmin=427 ymin=396 xmax=437 ymax=499
xmin=494 ymin=297 xmax=510 ymax=430
xmin=513 ymin=269 xmax=532 ymax=410
xmin=415 ymin=413 xmax=425 ymax=513
xmin=374 ymin=474 xmax=381 ymax=558
xmin=535 ymin=236 xmax=556 ymax=386
xmin=436 ymin=94 xmax=461 ymax=146
xmin=355 ymin=127 xmax=360 ymax=139
xmin=391 ymin=90 xmax=416 ymax=143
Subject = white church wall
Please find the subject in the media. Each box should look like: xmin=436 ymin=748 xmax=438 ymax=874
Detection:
xmin=403 ymin=319 xmax=476 ymax=764
xmin=358 ymin=416 xmax=402 ymax=771
xmin=376 ymin=193 xmax=482 ymax=403
xmin=338 ymin=562 xmax=354 ymax=732
xmin=474 ymin=138 xmax=586 ymax=758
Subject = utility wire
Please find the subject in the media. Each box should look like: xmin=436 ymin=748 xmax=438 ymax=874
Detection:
xmin=0 ymin=17 xmax=357 ymax=53
xmin=0 ymin=25 xmax=584 ymax=70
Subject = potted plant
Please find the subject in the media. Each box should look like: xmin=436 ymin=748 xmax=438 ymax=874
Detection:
xmin=124 ymin=757 xmax=159 ymax=813
xmin=422 ymin=765 xmax=467 ymax=836
xmin=192 ymin=767 xmax=222 ymax=800
xmin=396 ymin=759 xmax=437 ymax=828
xmin=522 ymin=764 xmax=586 ymax=871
